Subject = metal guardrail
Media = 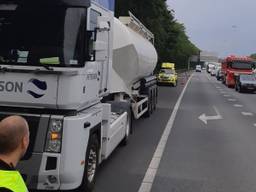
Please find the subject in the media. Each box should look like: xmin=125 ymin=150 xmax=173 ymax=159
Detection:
xmin=176 ymin=69 xmax=193 ymax=81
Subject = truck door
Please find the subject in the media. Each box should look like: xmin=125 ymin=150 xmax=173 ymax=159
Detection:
xmin=95 ymin=16 xmax=111 ymax=97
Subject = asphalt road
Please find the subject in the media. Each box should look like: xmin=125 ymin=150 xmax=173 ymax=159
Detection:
xmin=95 ymin=71 xmax=256 ymax=192
xmin=152 ymin=71 xmax=256 ymax=192
xmin=94 ymin=74 xmax=188 ymax=192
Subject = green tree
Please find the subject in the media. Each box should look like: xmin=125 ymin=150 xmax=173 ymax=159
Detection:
xmin=250 ymin=53 xmax=256 ymax=60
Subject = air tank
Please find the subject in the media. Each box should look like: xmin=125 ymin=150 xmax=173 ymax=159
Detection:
xmin=112 ymin=17 xmax=158 ymax=92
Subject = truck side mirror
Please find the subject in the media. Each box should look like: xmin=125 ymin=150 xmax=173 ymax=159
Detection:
xmin=85 ymin=30 xmax=97 ymax=61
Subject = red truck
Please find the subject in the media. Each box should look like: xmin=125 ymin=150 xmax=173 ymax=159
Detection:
xmin=221 ymin=55 xmax=255 ymax=87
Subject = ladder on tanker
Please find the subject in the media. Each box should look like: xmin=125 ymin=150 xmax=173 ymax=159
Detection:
xmin=119 ymin=11 xmax=155 ymax=44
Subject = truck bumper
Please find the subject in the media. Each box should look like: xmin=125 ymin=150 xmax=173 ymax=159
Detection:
xmin=157 ymin=79 xmax=175 ymax=85
xmin=19 ymin=151 xmax=85 ymax=190
xmin=18 ymin=153 xmax=62 ymax=190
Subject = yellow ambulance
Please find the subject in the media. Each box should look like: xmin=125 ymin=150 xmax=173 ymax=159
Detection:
xmin=157 ymin=63 xmax=178 ymax=86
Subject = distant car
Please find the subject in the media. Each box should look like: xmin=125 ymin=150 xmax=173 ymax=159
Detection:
xmin=212 ymin=63 xmax=221 ymax=76
xmin=210 ymin=66 xmax=216 ymax=76
xmin=207 ymin=63 xmax=215 ymax=73
xmin=235 ymin=74 xmax=256 ymax=93
xmin=215 ymin=68 xmax=223 ymax=81
xmin=157 ymin=69 xmax=178 ymax=87
xmin=195 ymin=65 xmax=202 ymax=72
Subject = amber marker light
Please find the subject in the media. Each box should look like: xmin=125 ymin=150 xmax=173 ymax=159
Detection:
xmin=51 ymin=132 xmax=60 ymax=140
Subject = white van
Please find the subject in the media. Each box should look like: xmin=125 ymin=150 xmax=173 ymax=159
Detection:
xmin=196 ymin=65 xmax=202 ymax=72
xmin=207 ymin=63 xmax=215 ymax=73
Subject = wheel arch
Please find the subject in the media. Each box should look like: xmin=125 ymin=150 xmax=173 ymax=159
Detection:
xmin=89 ymin=123 xmax=102 ymax=151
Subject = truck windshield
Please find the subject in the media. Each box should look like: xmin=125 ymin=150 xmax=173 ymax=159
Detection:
xmin=240 ymin=74 xmax=256 ymax=81
xmin=160 ymin=69 xmax=175 ymax=74
xmin=0 ymin=4 xmax=86 ymax=67
xmin=231 ymin=62 xmax=254 ymax=70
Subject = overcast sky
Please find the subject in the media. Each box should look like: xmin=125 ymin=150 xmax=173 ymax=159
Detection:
xmin=167 ymin=0 xmax=256 ymax=57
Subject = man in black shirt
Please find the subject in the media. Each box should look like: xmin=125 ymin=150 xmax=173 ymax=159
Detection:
xmin=0 ymin=116 xmax=30 ymax=192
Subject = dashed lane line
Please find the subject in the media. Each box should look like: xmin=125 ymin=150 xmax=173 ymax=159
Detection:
xmin=234 ymin=104 xmax=243 ymax=107
xmin=241 ymin=112 xmax=254 ymax=116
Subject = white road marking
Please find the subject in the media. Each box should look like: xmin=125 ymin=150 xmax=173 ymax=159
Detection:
xmin=223 ymin=95 xmax=231 ymax=97
xmin=138 ymin=74 xmax=193 ymax=192
xmin=228 ymin=99 xmax=237 ymax=101
xmin=254 ymin=124 xmax=256 ymax=127
xmin=198 ymin=106 xmax=223 ymax=125
xmin=234 ymin=104 xmax=243 ymax=107
xmin=241 ymin=112 xmax=254 ymax=116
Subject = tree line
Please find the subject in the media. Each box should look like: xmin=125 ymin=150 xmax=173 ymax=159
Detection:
xmin=250 ymin=53 xmax=256 ymax=60
xmin=115 ymin=0 xmax=199 ymax=70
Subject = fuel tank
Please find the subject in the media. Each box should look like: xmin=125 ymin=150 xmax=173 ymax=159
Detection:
xmin=111 ymin=17 xmax=158 ymax=94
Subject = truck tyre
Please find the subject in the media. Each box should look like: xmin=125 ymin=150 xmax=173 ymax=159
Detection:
xmin=151 ymin=89 xmax=154 ymax=114
xmin=222 ymin=77 xmax=226 ymax=84
xmin=79 ymin=134 xmax=99 ymax=192
xmin=238 ymin=85 xmax=242 ymax=93
xmin=153 ymin=88 xmax=157 ymax=111
xmin=144 ymin=91 xmax=152 ymax=118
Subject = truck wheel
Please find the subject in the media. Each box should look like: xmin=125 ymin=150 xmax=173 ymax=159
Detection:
xmin=150 ymin=89 xmax=154 ymax=114
xmin=238 ymin=85 xmax=242 ymax=93
xmin=153 ymin=88 xmax=157 ymax=111
xmin=121 ymin=109 xmax=131 ymax=146
xmin=79 ymin=135 xmax=99 ymax=192
xmin=222 ymin=77 xmax=226 ymax=84
xmin=151 ymin=89 xmax=155 ymax=113
xmin=144 ymin=93 xmax=152 ymax=118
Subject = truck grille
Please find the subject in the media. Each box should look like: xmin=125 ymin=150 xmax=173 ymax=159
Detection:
xmin=162 ymin=76 xmax=169 ymax=80
xmin=245 ymin=83 xmax=255 ymax=88
xmin=0 ymin=114 xmax=40 ymax=160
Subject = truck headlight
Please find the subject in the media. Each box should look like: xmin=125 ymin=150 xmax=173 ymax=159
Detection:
xmin=45 ymin=118 xmax=63 ymax=153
